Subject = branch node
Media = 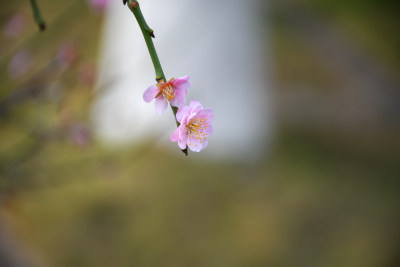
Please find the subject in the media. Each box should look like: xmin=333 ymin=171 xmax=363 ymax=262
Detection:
xmin=127 ymin=0 xmax=188 ymax=156
xmin=39 ymin=22 xmax=46 ymax=31
xmin=129 ymin=1 xmax=139 ymax=9
xmin=30 ymin=0 xmax=46 ymax=32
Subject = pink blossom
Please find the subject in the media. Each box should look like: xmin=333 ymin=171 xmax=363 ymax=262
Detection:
xmin=78 ymin=62 xmax=97 ymax=87
xmin=4 ymin=13 xmax=26 ymax=38
xmin=171 ymin=100 xmax=214 ymax=152
xmin=56 ymin=42 xmax=79 ymax=68
xmin=8 ymin=50 xmax=33 ymax=79
xmin=143 ymin=76 xmax=191 ymax=115
xmin=87 ymin=0 xmax=110 ymax=14
xmin=68 ymin=123 xmax=92 ymax=148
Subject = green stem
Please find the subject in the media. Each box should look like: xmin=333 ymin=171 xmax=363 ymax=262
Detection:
xmin=29 ymin=0 xmax=46 ymax=31
xmin=127 ymin=0 xmax=188 ymax=155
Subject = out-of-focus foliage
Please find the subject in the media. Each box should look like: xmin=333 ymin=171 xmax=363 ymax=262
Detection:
xmin=0 ymin=0 xmax=399 ymax=267
xmin=304 ymin=0 xmax=400 ymax=69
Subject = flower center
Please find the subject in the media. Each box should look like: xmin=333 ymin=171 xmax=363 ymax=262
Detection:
xmin=186 ymin=117 xmax=208 ymax=144
xmin=157 ymin=78 xmax=175 ymax=101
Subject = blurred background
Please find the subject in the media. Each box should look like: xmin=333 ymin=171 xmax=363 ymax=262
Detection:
xmin=0 ymin=0 xmax=399 ymax=266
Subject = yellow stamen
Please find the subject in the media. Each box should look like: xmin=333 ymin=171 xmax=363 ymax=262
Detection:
xmin=156 ymin=78 xmax=175 ymax=101
xmin=186 ymin=117 xmax=208 ymax=145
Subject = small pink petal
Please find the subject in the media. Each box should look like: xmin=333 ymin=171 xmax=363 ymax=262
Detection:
xmin=170 ymin=88 xmax=186 ymax=107
xmin=173 ymin=75 xmax=190 ymax=86
xmin=180 ymin=114 xmax=190 ymax=129
xmin=154 ymin=96 xmax=168 ymax=115
xmin=188 ymin=104 xmax=202 ymax=121
xmin=196 ymin=108 xmax=214 ymax=123
xmin=143 ymin=84 xmax=159 ymax=103
xmin=178 ymin=134 xmax=187 ymax=149
xmin=173 ymin=75 xmax=191 ymax=91
xmin=203 ymin=125 xmax=213 ymax=135
xmin=176 ymin=106 xmax=191 ymax=123
xmin=171 ymin=127 xmax=179 ymax=142
xmin=187 ymin=136 xmax=202 ymax=152
xmin=189 ymin=100 xmax=203 ymax=110
xmin=178 ymin=121 xmax=188 ymax=149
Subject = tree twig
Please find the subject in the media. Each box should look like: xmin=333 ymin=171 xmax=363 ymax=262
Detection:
xmin=126 ymin=0 xmax=188 ymax=155
xmin=29 ymin=0 xmax=46 ymax=31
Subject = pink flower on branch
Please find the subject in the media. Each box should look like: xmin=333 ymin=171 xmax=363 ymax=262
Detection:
xmin=171 ymin=100 xmax=214 ymax=152
xmin=143 ymin=76 xmax=190 ymax=115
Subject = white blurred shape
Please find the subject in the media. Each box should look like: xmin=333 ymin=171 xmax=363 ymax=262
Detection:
xmin=93 ymin=0 xmax=272 ymax=161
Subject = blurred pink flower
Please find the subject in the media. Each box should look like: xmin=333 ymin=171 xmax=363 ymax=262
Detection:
xmin=143 ymin=76 xmax=191 ymax=115
xmin=171 ymin=100 xmax=214 ymax=152
xmin=87 ymin=0 xmax=110 ymax=14
xmin=78 ymin=62 xmax=97 ymax=87
xmin=68 ymin=123 xmax=92 ymax=148
xmin=56 ymin=42 xmax=79 ymax=68
xmin=4 ymin=13 xmax=26 ymax=38
xmin=8 ymin=50 xmax=33 ymax=79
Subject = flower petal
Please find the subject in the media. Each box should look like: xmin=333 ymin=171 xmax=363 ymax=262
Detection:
xmin=195 ymin=108 xmax=214 ymax=123
xmin=188 ymin=104 xmax=202 ymax=121
xmin=179 ymin=115 xmax=188 ymax=134
xmin=173 ymin=75 xmax=191 ymax=91
xmin=187 ymin=136 xmax=202 ymax=152
xmin=203 ymin=124 xmax=213 ymax=136
xmin=176 ymin=107 xmax=191 ymax=124
xmin=170 ymin=87 xmax=186 ymax=107
xmin=189 ymin=100 xmax=203 ymax=110
xmin=178 ymin=132 xmax=187 ymax=149
xmin=154 ymin=96 xmax=168 ymax=115
xmin=143 ymin=84 xmax=159 ymax=103
xmin=171 ymin=127 xmax=180 ymax=142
